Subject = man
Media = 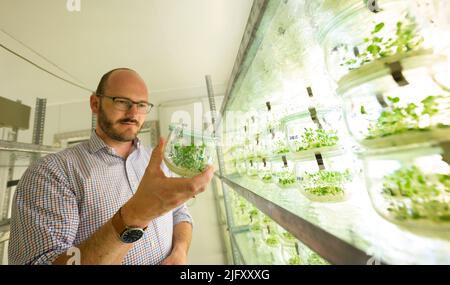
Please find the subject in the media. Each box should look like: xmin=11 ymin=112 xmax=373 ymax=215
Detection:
xmin=8 ymin=68 xmax=214 ymax=265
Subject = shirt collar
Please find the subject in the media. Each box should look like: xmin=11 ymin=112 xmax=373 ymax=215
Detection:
xmin=88 ymin=130 xmax=142 ymax=154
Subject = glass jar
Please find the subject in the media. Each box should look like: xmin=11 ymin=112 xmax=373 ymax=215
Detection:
xmin=316 ymin=0 xmax=442 ymax=83
xmin=258 ymin=159 xmax=273 ymax=183
xmin=267 ymin=121 xmax=290 ymax=156
xmin=255 ymin=133 xmax=271 ymax=159
xmin=164 ymin=124 xmax=215 ymax=177
xmin=282 ymin=107 xmax=344 ymax=154
xmin=361 ymin=143 xmax=450 ymax=232
xmin=236 ymin=159 xmax=247 ymax=176
xmin=338 ymin=52 xmax=450 ymax=149
xmin=261 ymin=102 xmax=289 ymax=156
xmin=232 ymin=195 xmax=251 ymax=226
xmin=272 ymin=160 xmax=297 ymax=189
xmin=246 ymin=159 xmax=259 ymax=178
xmin=305 ymin=0 xmax=361 ymax=33
xmin=243 ymin=138 xmax=257 ymax=160
xmin=295 ymin=149 xmax=355 ymax=202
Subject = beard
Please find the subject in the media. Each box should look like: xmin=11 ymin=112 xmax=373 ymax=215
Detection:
xmin=97 ymin=103 xmax=142 ymax=142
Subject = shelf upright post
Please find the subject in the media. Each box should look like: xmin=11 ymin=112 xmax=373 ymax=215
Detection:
xmin=31 ymin=98 xmax=47 ymax=162
xmin=205 ymin=74 xmax=241 ymax=264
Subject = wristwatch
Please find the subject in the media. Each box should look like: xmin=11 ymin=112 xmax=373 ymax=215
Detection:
xmin=112 ymin=207 xmax=147 ymax=243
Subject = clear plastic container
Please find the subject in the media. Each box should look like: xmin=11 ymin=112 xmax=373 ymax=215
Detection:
xmin=282 ymin=107 xmax=344 ymax=154
xmin=246 ymin=159 xmax=259 ymax=178
xmin=338 ymin=52 xmax=450 ymax=149
xmin=295 ymin=149 xmax=354 ymax=202
xmin=261 ymin=102 xmax=290 ymax=156
xmin=267 ymin=121 xmax=290 ymax=156
xmin=305 ymin=0 xmax=362 ymax=32
xmin=316 ymin=0 xmax=442 ymax=83
xmin=272 ymin=160 xmax=297 ymax=189
xmin=236 ymin=160 xmax=247 ymax=176
xmin=258 ymin=159 xmax=273 ymax=183
xmin=164 ymin=125 xmax=215 ymax=177
xmin=361 ymin=143 xmax=450 ymax=232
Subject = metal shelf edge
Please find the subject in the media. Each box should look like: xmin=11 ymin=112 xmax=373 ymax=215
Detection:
xmin=218 ymin=174 xmax=378 ymax=265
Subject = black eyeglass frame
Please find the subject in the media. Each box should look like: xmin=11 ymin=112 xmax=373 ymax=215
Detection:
xmin=96 ymin=94 xmax=154 ymax=113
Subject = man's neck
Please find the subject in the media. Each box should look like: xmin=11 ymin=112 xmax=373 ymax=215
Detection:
xmin=95 ymin=127 xmax=134 ymax=158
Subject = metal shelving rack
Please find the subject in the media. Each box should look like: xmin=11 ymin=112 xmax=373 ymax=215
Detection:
xmin=209 ymin=0 xmax=450 ymax=265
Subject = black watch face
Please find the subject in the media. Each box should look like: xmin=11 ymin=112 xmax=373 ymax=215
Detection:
xmin=121 ymin=228 xmax=144 ymax=243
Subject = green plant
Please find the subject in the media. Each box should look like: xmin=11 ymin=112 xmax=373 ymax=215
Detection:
xmin=304 ymin=185 xmax=345 ymax=197
xmin=382 ymin=166 xmax=450 ymax=222
xmin=265 ymin=235 xmax=280 ymax=247
xmin=288 ymin=255 xmax=302 ymax=265
xmin=249 ymin=209 xmax=259 ymax=220
xmin=250 ymin=223 xmax=262 ymax=232
xmin=364 ymin=95 xmax=450 ymax=140
xmin=307 ymin=253 xmax=329 ymax=265
xmin=302 ymin=170 xmax=352 ymax=197
xmin=274 ymin=140 xmax=290 ymax=154
xmin=282 ymin=231 xmax=296 ymax=241
xmin=383 ymin=166 xmax=441 ymax=198
xmin=262 ymin=174 xmax=273 ymax=182
xmin=277 ymin=170 xmax=297 ymax=187
xmin=342 ymin=15 xmax=424 ymax=69
xmin=294 ymin=128 xmax=339 ymax=152
xmin=170 ymin=143 xmax=208 ymax=172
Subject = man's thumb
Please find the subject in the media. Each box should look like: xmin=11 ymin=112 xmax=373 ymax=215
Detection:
xmin=148 ymin=137 xmax=165 ymax=172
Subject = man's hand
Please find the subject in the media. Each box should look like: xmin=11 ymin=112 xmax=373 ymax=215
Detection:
xmin=121 ymin=137 xmax=214 ymax=228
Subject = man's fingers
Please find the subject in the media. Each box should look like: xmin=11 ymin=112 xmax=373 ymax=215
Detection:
xmin=148 ymin=137 xmax=165 ymax=173
xmin=161 ymin=165 xmax=214 ymax=198
xmin=191 ymin=165 xmax=215 ymax=189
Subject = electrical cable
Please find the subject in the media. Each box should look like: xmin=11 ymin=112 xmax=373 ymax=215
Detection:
xmin=0 ymin=28 xmax=86 ymax=85
xmin=0 ymin=42 xmax=93 ymax=93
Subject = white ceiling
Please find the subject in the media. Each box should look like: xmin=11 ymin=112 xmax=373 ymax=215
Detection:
xmin=0 ymin=0 xmax=253 ymax=106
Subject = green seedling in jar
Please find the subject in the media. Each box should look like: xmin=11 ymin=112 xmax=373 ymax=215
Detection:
xmin=307 ymin=252 xmax=329 ymax=265
xmin=274 ymin=139 xmax=290 ymax=154
xmin=262 ymin=175 xmax=273 ymax=182
xmin=250 ymin=223 xmax=262 ymax=232
xmin=288 ymin=255 xmax=302 ymax=265
xmin=302 ymin=170 xmax=352 ymax=198
xmin=282 ymin=231 xmax=296 ymax=242
xmin=265 ymin=234 xmax=280 ymax=247
xmin=249 ymin=208 xmax=260 ymax=223
xmin=363 ymin=95 xmax=450 ymax=140
xmin=277 ymin=170 xmax=297 ymax=187
xmin=238 ymin=199 xmax=248 ymax=215
xmin=342 ymin=15 xmax=424 ymax=69
xmin=170 ymin=143 xmax=208 ymax=172
xmin=382 ymin=166 xmax=450 ymax=222
xmin=294 ymin=128 xmax=339 ymax=152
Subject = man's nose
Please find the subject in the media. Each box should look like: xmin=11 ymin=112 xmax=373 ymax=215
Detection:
xmin=126 ymin=103 xmax=139 ymax=115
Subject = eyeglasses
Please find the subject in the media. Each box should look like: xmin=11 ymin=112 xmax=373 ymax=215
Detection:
xmin=97 ymin=94 xmax=154 ymax=114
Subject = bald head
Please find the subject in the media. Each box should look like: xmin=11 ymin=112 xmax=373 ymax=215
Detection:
xmin=95 ymin=68 xmax=148 ymax=98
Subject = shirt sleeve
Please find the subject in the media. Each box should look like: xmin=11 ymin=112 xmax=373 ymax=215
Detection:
xmin=8 ymin=155 xmax=79 ymax=265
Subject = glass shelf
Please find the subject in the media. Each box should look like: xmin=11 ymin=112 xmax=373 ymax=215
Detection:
xmin=230 ymin=227 xmax=285 ymax=265
xmin=221 ymin=173 xmax=450 ymax=265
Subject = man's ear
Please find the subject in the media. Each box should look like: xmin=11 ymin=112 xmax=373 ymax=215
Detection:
xmin=90 ymin=93 xmax=99 ymax=114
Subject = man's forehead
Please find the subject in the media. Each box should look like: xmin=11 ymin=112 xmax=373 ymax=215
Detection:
xmin=105 ymin=70 xmax=149 ymax=97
